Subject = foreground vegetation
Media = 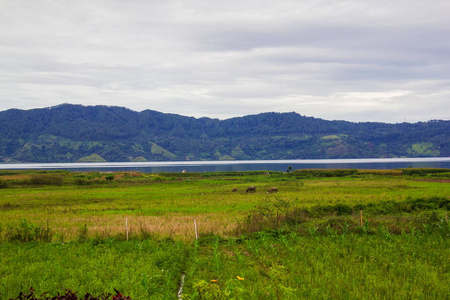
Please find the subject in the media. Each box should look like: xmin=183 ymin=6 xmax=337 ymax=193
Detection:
xmin=0 ymin=168 xmax=448 ymax=299
xmin=1 ymin=233 xmax=448 ymax=299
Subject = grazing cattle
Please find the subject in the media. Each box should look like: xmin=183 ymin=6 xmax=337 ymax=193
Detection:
xmin=246 ymin=186 xmax=256 ymax=193
xmin=232 ymin=187 xmax=238 ymax=192
xmin=267 ymin=187 xmax=278 ymax=193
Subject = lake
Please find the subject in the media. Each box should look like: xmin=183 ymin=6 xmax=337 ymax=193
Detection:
xmin=0 ymin=157 xmax=449 ymax=173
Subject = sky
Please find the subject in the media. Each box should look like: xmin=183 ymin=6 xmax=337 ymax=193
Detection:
xmin=0 ymin=0 xmax=449 ymax=123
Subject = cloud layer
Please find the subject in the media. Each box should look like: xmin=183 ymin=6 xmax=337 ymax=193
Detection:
xmin=0 ymin=0 xmax=449 ymax=122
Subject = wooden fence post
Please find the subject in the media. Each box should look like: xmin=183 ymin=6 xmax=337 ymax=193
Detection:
xmin=360 ymin=209 xmax=363 ymax=227
xmin=126 ymin=217 xmax=129 ymax=241
xmin=194 ymin=219 xmax=198 ymax=240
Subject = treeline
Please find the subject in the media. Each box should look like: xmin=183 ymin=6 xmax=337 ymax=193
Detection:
xmin=0 ymin=104 xmax=448 ymax=162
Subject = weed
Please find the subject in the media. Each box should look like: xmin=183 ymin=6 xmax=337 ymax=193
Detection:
xmin=324 ymin=224 xmax=338 ymax=236
xmin=1 ymin=202 xmax=19 ymax=210
xmin=9 ymin=287 xmax=131 ymax=299
xmin=3 ymin=219 xmax=52 ymax=242
xmin=0 ymin=178 xmax=9 ymax=188
xmin=105 ymin=174 xmax=115 ymax=182
xmin=28 ymin=174 xmax=64 ymax=186
xmin=241 ymin=197 xmax=292 ymax=233
xmin=191 ymin=280 xmax=228 ymax=299
xmin=399 ymin=168 xmax=449 ymax=176
xmin=78 ymin=224 xmax=88 ymax=242
xmin=293 ymin=169 xmax=359 ymax=177
xmin=339 ymin=222 xmax=350 ymax=235
xmin=74 ymin=178 xmax=92 ymax=186
xmin=0 ymin=169 xmax=448 ymax=299
xmin=308 ymin=226 xmax=319 ymax=236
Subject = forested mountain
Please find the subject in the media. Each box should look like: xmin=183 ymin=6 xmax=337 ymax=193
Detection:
xmin=0 ymin=104 xmax=448 ymax=163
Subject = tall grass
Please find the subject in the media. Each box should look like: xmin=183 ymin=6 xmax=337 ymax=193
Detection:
xmin=2 ymin=231 xmax=448 ymax=299
xmin=0 ymin=239 xmax=187 ymax=299
xmin=182 ymin=233 xmax=449 ymax=299
xmin=0 ymin=169 xmax=448 ymax=298
xmin=0 ymin=169 xmax=448 ymax=240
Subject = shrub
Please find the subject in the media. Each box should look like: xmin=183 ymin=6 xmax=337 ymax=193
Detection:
xmin=238 ymin=195 xmax=449 ymax=236
xmin=357 ymin=169 xmax=403 ymax=176
xmin=10 ymin=287 xmax=131 ymax=300
xmin=309 ymin=203 xmax=354 ymax=217
xmin=28 ymin=174 xmax=64 ymax=186
xmin=406 ymin=196 xmax=449 ymax=211
xmin=0 ymin=178 xmax=10 ymax=188
xmin=105 ymin=174 xmax=115 ymax=182
xmin=157 ymin=172 xmax=202 ymax=178
xmin=399 ymin=168 xmax=450 ymax=176
xmin=1 ymin=202 xmax=19 ymax=210
xmin=239 ymin=198 xmax=293 ymax=233
xmin=77 ymin=224 xmax=88 ymax=242
xmin=74 ymin=178 xmax=92 ymax=186
xmin=4 ymin=219 xmax=52 ymax=242
xmin=293 ymin=169 xmax=358 ymax=178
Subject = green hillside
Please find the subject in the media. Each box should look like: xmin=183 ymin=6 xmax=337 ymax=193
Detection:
xmin=0 ymin=104 xmax=448 ymax=162
xmin=76 ymin=153 xmax=107 ymax=162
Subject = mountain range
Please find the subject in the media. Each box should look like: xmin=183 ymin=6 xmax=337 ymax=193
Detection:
xmin=0 ymin=104 xmax=448 ymax=163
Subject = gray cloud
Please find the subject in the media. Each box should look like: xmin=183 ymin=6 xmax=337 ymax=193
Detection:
xmin=0 ymin=0 xmax=449 ymax=122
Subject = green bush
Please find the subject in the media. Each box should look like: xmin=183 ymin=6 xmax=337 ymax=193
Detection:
xmin=74 ymin=178 xmax=92 ymax=185
xmin=308 ymin=203 xmax=354 ymax=217
xmin=1 ymin=202 xmax=19 ymax=210
xmin=9 ymin=288 xmax=131 ymax=300
xmin=157 ymin=172 xmax=202 ymax=178
xmin=0 ymin=178 xmax=9 ymax=188
xmin=28 ymin=174 xmax=64 ymax=186
xmin=405 ymin=196 xmax=449 ymax=211
xmin=399 ymin=168 xmax=449 ymax=175
xmin=3 ymin=219 xmax=52 ymax=242
xmin=238 ymin=196 xmax=449 ymax=235
xmin=293 ymin=169 xmax=358 ymax=177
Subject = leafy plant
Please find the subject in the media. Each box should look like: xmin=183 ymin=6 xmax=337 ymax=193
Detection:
xmin=0 ymin=178 xmax=9 ymax=188
xmin=242 ymin=198 xmax=292 ymax=232
xmin=28 ymin=174 xmax=64 ymax=186
xmin=78 ymin=224 xmax=88 ymax=242
xmin=5 ymin=219 xmax=52 ymax=242
xmin=10 ymin=287 xmax=131 ymax=300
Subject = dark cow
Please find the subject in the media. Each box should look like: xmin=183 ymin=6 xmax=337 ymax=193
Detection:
xmin=232 ymin=187 xmax=238 ymax=192
xmin=267 ymin=187 xmax=278 ymax=193
xmin=246 ymin=186 xmax=256 ymax=193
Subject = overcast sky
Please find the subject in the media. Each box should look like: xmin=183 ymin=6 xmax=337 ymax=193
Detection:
xmin=0 ymin=0 xmax=449 ymax=123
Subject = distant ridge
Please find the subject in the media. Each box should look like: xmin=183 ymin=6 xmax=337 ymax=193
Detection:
xmin=0 ymin=104 xmax=448 ymax=163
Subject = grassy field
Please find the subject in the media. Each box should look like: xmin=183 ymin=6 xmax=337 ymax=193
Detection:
xmin=0 ymin=169 xmax=448 ymax=299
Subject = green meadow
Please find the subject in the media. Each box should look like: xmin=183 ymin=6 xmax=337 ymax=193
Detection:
xmin=0 ymin=169 xmax=448 ymax=299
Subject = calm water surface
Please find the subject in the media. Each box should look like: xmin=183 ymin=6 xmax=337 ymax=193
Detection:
xmin=0 ymin=158 xmax=449 ymax=173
